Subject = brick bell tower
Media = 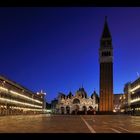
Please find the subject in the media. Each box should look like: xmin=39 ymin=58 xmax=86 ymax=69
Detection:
xmin=99 ymin=16 xmax=113 ymax=113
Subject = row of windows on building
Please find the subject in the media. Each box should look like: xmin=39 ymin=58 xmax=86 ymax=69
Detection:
xmin=0 ymin=75 xmax=46 ymax=116
xmin=120 ymin=77 xmax=140 ymax=115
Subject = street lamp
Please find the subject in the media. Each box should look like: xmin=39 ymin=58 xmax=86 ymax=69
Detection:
xmin=2 ymin=81 xmax=7 ymax=115
xmin=32 ymin=94 xmax=35 ymax=114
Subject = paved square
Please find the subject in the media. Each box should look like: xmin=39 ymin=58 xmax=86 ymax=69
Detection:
xmin=0 ymin=114 xmax=140 ymax=133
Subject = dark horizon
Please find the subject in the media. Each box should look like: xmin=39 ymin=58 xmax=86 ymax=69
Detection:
xmin=0 ymin=7 xmax=140 ymax=103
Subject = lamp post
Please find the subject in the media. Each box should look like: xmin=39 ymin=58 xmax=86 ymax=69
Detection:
xmin=40 ymin=90 xmax=46 ymax=114
xmin=32 ymin=94 xmax=35 ymax=115
xmin=43 ymin=92 xmax=46 ymax=114
xmin=2 ymin=81 xmax=7 ymax=116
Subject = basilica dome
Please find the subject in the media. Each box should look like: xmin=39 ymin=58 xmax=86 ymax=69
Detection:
xmin=58 ymin=92 xmax=66 ymax=99
xmin=76 ymin=87 xmax=87 ymax=98
xmin=67 ymin=91 xmax=73 ymax=99
xmin=91 ymin=90 xmax=98 ymax=99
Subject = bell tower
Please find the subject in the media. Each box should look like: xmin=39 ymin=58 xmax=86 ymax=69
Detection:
xmin=99 ymin=16 xmax=113 ymax=113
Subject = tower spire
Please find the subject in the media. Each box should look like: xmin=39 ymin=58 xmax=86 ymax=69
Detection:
xmin=101 ymin=16 xmax=111 ymax=39
xmin=105 ymin=16 xmax=107 ymax=22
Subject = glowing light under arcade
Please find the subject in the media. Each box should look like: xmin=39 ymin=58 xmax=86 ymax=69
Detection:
xmin=0 ymin=86 xmax=42 ymax=104
xmin=130 ymin=85 xmax=140 ymax=92
xmin=0 ymin=97 xmax=42 ymax=108
xmin=130 ymin=98 xmax=140 ymax=103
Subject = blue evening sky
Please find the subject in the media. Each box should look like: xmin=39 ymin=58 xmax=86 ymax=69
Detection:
xmin=0 ymin=7 xmax=140 ymax=103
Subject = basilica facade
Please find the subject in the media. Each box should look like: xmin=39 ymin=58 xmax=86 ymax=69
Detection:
xmin=56 ymin=87 xmax=99 ymax=114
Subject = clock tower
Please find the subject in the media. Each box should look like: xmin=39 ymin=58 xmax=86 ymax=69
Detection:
xmin=99 ymin=16 xmax=113 ymax=113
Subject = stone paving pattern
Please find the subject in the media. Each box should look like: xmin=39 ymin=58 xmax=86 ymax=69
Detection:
xmin=0 ymin=114 xmax=140 ymax=133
